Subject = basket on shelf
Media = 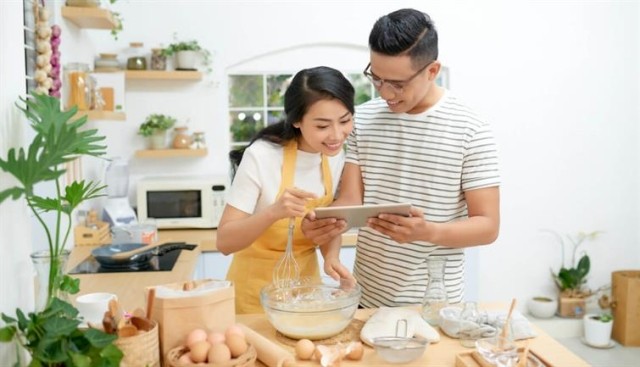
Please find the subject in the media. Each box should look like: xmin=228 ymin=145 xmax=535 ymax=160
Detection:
xmin=166 ymin=343 xmax=257 ymax=367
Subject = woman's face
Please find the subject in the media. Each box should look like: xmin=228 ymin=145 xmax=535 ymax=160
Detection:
xmin=293 ymin=98 xmax=353 ymax=156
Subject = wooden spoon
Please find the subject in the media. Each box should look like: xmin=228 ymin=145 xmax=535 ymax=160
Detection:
xmin=518 ymin=340 xmax=531 ymax=367
xmin=501 ymin=298 xmax=517 ymax=340
xmin=146 ymin=287 xmax=156 ymax=320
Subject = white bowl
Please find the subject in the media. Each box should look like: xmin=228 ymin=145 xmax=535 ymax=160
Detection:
xmin=527 ymin=296 xmax=558 ymax=319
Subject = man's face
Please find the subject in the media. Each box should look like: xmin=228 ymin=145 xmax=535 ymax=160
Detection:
xmin=367 ymin=52 xmax=440 ymax=114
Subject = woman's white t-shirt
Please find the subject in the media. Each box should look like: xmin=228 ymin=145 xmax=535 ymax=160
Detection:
xmin=226 ymin=140 xmax=345 ymax=214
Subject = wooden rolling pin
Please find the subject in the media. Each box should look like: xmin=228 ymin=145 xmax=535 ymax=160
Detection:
xmin=238 ymin=324 xmax=296 ymax=367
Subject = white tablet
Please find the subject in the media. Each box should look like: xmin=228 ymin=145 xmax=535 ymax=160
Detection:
xmin=315 ymin=203 xmax=412 ymax=228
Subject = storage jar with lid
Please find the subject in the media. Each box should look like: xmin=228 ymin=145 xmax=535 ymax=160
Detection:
xmin=95 ymin=53 xmax=120 ymax=71
xmin=150 ymin=48 xmax=167 ymax=71
xmin=172 ymin=126 xmax=191 ymax=149
xmin=63 ymin=62 xmax=91 ymax=111
xmin=126 ymin=42 xmax=147 ymax=70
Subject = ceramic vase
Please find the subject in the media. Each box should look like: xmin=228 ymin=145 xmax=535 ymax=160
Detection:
xmin=31 ymin=249 xmax=70 ymax=311
xmin=583 ymin=313 xmax=613 ymax=347
xmin=527 ymin=296 xmax=558 ymax=319
xmin=176 ymin=50 xmax=197 ymax=70
xmin=172 ymin=127 xmax=191 ymax=149
xmin=148 ymin=131 xmax=167 ymax=150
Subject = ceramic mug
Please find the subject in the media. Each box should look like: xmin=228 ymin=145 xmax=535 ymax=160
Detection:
xmin=75 ymin=292 xmax=116 ymax=326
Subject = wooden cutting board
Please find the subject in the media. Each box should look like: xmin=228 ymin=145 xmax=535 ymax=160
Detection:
xmin=455 ymin=347 xmax=554 ymax=367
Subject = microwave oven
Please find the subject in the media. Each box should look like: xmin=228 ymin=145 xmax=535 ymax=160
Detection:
xmin=136 ymin=175 xmax=227 ymax=229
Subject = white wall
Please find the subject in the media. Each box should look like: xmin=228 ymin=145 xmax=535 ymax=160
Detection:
xmin=0 ymin=1 xmax=31 ymax=363
xmin=1 ymin=0 xmax=636 ymax=316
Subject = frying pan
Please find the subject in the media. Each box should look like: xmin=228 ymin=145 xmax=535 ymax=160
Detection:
xmin=91 ymin=242 xmax=196 ymax=268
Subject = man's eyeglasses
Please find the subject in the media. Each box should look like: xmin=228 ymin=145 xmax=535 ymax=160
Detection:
xmin=363 ymin=61 xmax=432 ymax=95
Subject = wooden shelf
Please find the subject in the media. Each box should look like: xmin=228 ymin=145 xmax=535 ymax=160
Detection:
xmin=61 ymin=6 xmax=117 ymax=29
xmin=125 ymin=70 xmax=203 ymax=81
xmin=135 ymin=148 xmax=208 ymax=158
xmin=74 ymin=110 xmax=126 ymax=121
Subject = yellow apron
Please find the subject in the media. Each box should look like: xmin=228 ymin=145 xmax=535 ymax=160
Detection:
xmin=226 ymin=140 xmax=334 ymax=314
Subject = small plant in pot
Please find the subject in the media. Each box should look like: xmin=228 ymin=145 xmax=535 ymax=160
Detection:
xmin=138 ymin=113 xmax=177 ymax=149
xmin=583 ymin=312 xmax=614 ymax=347
xmin=162 ymin=35 xmax=212 ymax=72
xmin=543 ymin=230 xmax=602 ymax=318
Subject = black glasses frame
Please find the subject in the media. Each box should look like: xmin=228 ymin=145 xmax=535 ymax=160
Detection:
xmin=363 ymin=61 xmax=432 ymax=94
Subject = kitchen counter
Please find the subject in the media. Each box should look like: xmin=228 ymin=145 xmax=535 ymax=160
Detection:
xmin=238 ymin=307 xmax=590 ymax=367
xmin=157 ymin=228 xmax=358 ymax=253
xmin=66 ymin=244 xmax=201 ymax=310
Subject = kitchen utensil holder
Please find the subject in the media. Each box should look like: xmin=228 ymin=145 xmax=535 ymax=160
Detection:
xmin=114 ymin=317 xmax=160 ymax=367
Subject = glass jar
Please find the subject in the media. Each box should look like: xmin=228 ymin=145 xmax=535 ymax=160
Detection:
xmin=458 ymin=301 xmax=481 ymax=347
xmin=150 ymin=48 xmax=167 ymax=70
xmin=94 ymin=53 xmax=120 ymax=71
xmin=172 ymin=126 xmax=191 ymax=149
xmin=420 ymin=257 xmax=449 ymax=326
xmin=126 ymin=42 xmax=147 ymax=70
xmin=63 ymin=62 xmax=90 ymax=110
xmin=190 ymin=131 xmax=206 ymax=149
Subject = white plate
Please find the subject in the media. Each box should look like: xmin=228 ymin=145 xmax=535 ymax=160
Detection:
xmin=580 ymin=337 xmax=615 ymax=349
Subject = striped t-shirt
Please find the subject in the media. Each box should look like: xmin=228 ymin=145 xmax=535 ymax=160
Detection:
xmin=346 ymin=90 xmax=500 ymax=308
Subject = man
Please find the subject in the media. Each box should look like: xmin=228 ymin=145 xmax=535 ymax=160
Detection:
xmin=303 ymin=8 xmax=501 ymax=307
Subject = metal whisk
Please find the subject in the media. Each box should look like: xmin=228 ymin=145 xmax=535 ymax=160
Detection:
xmin=272 ymin=217 xmax=300 ymax=288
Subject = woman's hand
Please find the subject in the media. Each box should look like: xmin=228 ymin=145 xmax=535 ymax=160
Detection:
xmin=323 ymin=257 xmax=355 ymax=283
xmin=301 ymin=211 xmax=347 ymax=246
xmin=271 ymin=187 xmax=317 ymax=220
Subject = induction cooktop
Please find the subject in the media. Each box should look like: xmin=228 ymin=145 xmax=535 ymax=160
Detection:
xmin=68 ymin=249 xmax=182 ymax=274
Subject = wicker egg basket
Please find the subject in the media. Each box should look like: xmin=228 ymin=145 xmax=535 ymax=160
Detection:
xmin=167 ymin=343 xmax=257 ymax=367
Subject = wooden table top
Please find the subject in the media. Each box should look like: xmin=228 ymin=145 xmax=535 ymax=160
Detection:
xmin=237 ymin=307 xmax=590 ymax=367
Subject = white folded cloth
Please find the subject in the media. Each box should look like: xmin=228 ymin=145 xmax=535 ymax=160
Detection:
xmin=440 ymin=306 xmax=537 ymax=341
xmin=360 ymin=307 xmax=440 ymax=346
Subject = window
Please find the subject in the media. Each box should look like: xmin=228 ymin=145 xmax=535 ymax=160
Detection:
xmin=228 ymin=71 xmax=377 ymax=148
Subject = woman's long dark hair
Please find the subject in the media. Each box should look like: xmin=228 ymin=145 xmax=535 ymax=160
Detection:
xmin=230 ymin=66 xmax=355 ymax=177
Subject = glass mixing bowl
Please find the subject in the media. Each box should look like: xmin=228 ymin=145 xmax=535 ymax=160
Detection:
xmin=260 ymin=278 xmax=361 ymax=340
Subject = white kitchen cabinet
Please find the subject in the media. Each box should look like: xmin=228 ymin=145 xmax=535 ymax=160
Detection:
xmin=193 ymin=251 xmax=233 ymax=280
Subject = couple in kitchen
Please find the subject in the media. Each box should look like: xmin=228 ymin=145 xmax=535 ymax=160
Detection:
xmin=216 ymin=8 xmax=501 ymax=314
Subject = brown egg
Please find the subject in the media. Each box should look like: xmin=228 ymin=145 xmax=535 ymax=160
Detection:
xmin=186 ymin=328 xmax=208 ymax=348
xmin=208 ymin=343 xmax=232 ymax=364
xmin=226 ymin=334 xmax=248 ymax=357
xmin=206 ymin=331 xmax=226 ymax=345
xmin=189 ymin=340 xmax=211 ymax=363
xmin=178 ymin=352 xmax=192 ymax=364
xmin=295 ymin=339 xmax=315 ymax=360
xmin=346 ymin=341 xmax=364 ymax=360
xmin=224 ymin=324 xmax=245 ymax=339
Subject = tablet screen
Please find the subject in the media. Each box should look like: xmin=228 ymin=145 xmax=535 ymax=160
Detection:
xmin=315 ymin=203 xmax=411 ymax=228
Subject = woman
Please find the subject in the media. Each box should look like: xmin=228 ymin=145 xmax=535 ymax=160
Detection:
xmin=217 ymin=66 xmax=356 ymax=313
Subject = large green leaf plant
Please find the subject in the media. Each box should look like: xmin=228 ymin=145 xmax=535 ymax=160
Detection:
xmin=0 ymin=93 xmax=122 ymax=365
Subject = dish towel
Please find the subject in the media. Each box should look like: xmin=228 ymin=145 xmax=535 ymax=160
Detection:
xmin=360 ymin=307 xmax=440 ymax=346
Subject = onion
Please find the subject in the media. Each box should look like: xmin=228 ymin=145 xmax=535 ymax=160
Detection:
xmin=51 ymin=25 xmax=61 ymax=38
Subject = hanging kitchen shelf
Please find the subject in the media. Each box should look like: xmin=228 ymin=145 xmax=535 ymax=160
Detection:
xmin=61 ymin=6 xmax=117 ymax=29
xmin=134 ymin=148 xmax=208 ymax=158
xmin=73 ymin=110 xmax=126 ymax=121
xmin=125 ymin=70 xmax=203 ymax=81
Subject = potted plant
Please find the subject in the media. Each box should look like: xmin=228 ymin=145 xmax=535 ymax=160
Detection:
xmin=162 ymin=35 xmax=212 ymax=72
xmin=583 ymin=312 xmax=614 ymax=347
xmin=138 ymin=113 xmax=177 ymax=149
xmin=0 ymin=93 xmax=122 ymax=365
xmin=543 ymin=230 xmax=602 ymax=318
